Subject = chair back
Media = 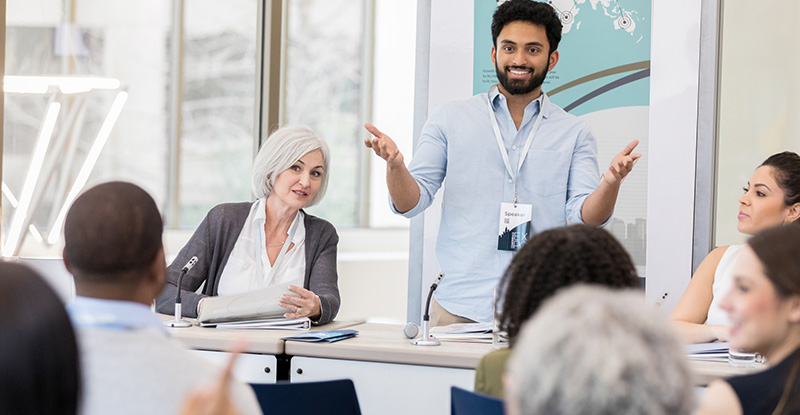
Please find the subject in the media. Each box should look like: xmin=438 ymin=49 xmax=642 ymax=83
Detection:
xmin=451 ymin=386 xmax=504 ymax=415
xmin=250 ymin=379 xmax=361 ymax=415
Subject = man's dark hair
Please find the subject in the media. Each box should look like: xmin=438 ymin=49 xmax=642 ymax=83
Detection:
xmin=0 ymin=262 xmax=80 ymax=415
xmin=496 ymin=224 xmax=641 ymax=346
xmin=64 ymin=181 xmax=163 ymax=282
xmin=491 ymin=0 xmax=563 ymax=54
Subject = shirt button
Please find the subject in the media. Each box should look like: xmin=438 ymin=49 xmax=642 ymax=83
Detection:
xmin=512 ymin=145 xmax=517 ymax=150
xmin=508 ymin=179 xmax=513 ymax=183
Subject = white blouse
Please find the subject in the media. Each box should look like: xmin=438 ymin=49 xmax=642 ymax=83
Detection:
xmin=705 ymin=244 xmax=744 ymax=326
xmin=217 ymin=199 xmax=306 ymax=296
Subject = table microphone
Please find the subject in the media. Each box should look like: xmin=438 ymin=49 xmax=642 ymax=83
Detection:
xmin=412 ymin=272 xmax=444 ymax=346
xmin=164 ymin=256 xmax=198 ymax=328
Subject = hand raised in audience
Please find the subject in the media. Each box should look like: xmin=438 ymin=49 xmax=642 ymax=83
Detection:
xmin=181 ymin=341 xmax=244 ymax=415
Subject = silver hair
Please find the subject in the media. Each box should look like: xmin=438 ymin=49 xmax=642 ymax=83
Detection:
xmin=507 ymin=285 xmax=694 ymax=415
xmin=251 ymin=125 xmax=330 ymax=207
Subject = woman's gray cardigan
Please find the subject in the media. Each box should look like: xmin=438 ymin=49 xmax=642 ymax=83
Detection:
xmin=155 ymin=202 xmax=340 ymax=325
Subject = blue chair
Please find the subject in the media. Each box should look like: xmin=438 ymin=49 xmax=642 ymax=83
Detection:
xmin=451 ymin=386 xmax=504 ymax=415
xmin=250 ymin=379 xmax=361 ymax=415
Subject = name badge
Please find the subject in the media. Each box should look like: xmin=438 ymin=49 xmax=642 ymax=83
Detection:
xmin=498 ymin=202 xmax=532 ymax=251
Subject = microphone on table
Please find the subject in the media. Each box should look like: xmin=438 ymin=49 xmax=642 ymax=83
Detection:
xmin=412 ymin=272 xmax=444 ymax=346
xmin=164 ymin=256 xmax=198 ymax=328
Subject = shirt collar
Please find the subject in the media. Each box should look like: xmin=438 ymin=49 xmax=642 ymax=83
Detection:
xmin=488 ymin=84 xmax=549 ymax=118
xmin=67 ymin=296 xmax=167 ymax=335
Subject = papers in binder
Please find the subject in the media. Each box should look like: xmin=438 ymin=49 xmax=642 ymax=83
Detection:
xmin=213 ymin=317 xmax=311 ymax=330
xmin=197 ymin=276 xmax=305 ymax=328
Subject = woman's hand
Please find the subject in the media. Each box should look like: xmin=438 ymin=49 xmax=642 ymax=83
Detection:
xmin=280 ymin=285 xmax=322 ymax=319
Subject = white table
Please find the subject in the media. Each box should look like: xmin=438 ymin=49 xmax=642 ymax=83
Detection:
xmin=165 ymin=317 xmax=758 ymax=415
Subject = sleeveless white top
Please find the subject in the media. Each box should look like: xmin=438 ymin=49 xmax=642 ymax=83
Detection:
xmin=705 ymin=244 xmax=745 ymax=326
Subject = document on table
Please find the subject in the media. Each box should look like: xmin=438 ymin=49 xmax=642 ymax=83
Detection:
xmin=282 ymin=329 xmax=358 ymax=342
xmin=430 ymin=322 xmax=493 ymax=343
xmin=213 ymin=316 xmax=311 ymax=330
xmin=686 ymin=341 xmax=729 ymax=362
xmin=197 ymin=276 xmax=303 ymax=326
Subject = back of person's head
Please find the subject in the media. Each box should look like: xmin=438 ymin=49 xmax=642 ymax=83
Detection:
xmin=64 ymin=181 xmax=163 ymax=285
xmin=497 ymin=224 xmax=640 ymax=345
xmin=0 ymin=262 xmax=80 ymax=415
xmin=506 ymin=285 xmax=694 ymax=415
xmin=251 ymin=125 xmax=331 ymax=207
xmin=491 ymin=0 xmax=562 ymax=54
xmin=761 ymin=151 xmax=800 ymax=210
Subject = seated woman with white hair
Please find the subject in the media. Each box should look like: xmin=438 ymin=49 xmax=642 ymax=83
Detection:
xmin=156 ymin=125 xmax=340 ymax=324
xmin=505 ymin=285 xmax=694 ymax=415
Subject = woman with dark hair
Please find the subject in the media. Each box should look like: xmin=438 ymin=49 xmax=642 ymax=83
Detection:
xmin=474 ymin=224 xmax=641 ymax=398
xmin=671 ymin=152 xmax=800 ymax=344
xmin=696 ymin=225 xmax=800 ymax=415
xmin=0 ymin=262 xmax=80 ymax=415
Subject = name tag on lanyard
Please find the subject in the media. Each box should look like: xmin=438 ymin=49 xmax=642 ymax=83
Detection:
xmin=487 ymin=92 xmax=546 ymax=251
xmin=498 ymin=202 xmax=532 ymax=251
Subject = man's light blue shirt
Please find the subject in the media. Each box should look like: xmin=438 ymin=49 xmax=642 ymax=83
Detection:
xmin=392 ymin=85 xmax=601 ymax=322
xmin=67 ymin=296 xmax=168 ymax=336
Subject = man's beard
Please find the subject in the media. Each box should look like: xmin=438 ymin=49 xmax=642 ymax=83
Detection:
xmin=495 ymin=62 xmax=548 ymax=95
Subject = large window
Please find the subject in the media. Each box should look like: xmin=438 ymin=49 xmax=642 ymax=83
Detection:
xmin=3 ymin=0 xmax=258 ymax=256
xmin=283 ymin=0 xmax=366 ymax=227
xmin=3 ymin=0 xmax=415 ymax=260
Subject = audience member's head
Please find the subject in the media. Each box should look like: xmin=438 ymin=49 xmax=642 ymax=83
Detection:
xmin=496 ymin=224 xmax=640 ymax=345
xmin=0 ymin=262 xmax=81 ymax=415
xmin=760 ymin=151 xmax=800 ymax=211
xmin=719 ymin=225 xmax=800 ymax=413
xmin=63 ymin=181 xmax=165 ymax=303
xmin=505 ymin=285 xmax=694 ymax=415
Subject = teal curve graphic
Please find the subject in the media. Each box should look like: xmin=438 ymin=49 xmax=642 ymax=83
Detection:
xmin=547 ymin=60 xmax=651 ymax=113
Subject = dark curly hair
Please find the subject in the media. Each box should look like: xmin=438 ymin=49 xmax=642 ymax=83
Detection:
xmin=760 ymin=151 xmax=800 ymax=208
xmin=491 ymin=0 xmax=562 ymax=54
xmin=496 ymin=224 xmax=640 ymax=346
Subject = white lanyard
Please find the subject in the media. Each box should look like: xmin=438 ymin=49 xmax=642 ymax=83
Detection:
xmin=487 ymin=92 xmax=547 ymax=204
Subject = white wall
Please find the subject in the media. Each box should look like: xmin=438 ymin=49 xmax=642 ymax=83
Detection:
xmin=645 ymin=0 xmax=703 ymax=311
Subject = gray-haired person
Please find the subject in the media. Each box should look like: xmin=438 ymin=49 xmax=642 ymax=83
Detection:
xmin=156 ymin=125 xmax=340 ymax=324
xmin=505 ymin=285 xmax=694 ymax=415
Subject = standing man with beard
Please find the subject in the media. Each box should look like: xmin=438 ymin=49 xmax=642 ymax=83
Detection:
xmin=364 ymin=0 xmax=640 ymax=325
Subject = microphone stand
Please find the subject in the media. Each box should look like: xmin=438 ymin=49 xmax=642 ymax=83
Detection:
xmin=164 ymin=256 xmax=197 ymax=328
xmin=412 ymin=272 xmax=444 ymax=346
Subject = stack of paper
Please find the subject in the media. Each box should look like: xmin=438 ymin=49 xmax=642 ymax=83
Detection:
xmin=211 ymin=316 xmax=311 ymax=330
xmin=282 ymin=330 xmax=358 ymax=343
xmin=430 ymin=323 xmax=493 ymax=343
xmin=197 ymin=276 xmax=310 ymax=330
xmin=686 ymin=341 xmax=729 ymax=362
